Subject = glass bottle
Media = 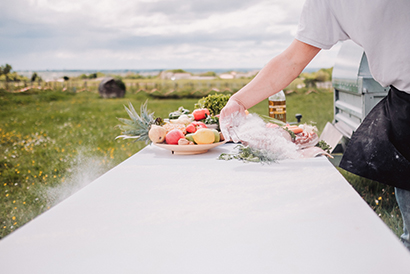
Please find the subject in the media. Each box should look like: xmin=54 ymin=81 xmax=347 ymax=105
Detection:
xmin=268 ymin=90 xmax=286 ymax=123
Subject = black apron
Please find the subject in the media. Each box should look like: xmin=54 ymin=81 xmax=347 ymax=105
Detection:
xmin=339 ymin=86 xmax=410 ymax=191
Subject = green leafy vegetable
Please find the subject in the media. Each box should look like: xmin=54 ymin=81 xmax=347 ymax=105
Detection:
xmin=195 ymin=94 xmax=231 ymax=116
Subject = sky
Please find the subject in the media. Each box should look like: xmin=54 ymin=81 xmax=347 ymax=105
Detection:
xmin=1 ymin=0 xmax=341 ymax=71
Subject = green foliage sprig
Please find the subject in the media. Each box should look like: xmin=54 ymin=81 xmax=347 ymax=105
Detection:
xmin=315 ymin=140 xmax=332 ymax=153
xmin=195 ymin=94 xmax=231 ymax=116
xmin=218 ymin=145 xmax=278 ymax=163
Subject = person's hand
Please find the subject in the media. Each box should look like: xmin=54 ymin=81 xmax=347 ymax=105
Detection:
xmin=219 ymin=98 xmax=246 ymax=142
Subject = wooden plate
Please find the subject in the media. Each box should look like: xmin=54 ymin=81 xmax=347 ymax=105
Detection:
xmin=154 ymin=141 xmax=227 ymax=155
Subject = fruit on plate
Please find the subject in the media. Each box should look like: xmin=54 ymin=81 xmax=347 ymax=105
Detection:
xmin=148 ymin=125 xmax=166 ymax=143
xmin=178 ymin=138 xmax=194 ymax=145
xmin=192 ymin=128 xmax=215 ymax=144
xmin=192 ymin=108 xmax=210 ymax=121
xmin=162 ymin=122 xmax=187 ymax=134
xmin=211 ymin=129 xmax=220 ymax=143
xmin=170 ymin=114 xmax=193 ymax=125
xmin=165 ymin=129 xmax=185 ymax=145
xmin=186 ymin=121 xmax=207 ymax=133
xmin=116 ymin=101 xmax=159 ymax=144
xmin=185 ymin=133 xmax=196 ymax=143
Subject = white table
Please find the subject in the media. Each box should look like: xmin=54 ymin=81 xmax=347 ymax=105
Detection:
xmin=1 ymin=144 xmax=409 ymax=273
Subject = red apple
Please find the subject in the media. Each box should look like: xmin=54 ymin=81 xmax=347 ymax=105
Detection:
xmin=186 ymin=121 xmax=207 ymax=133
xmin=192 ymin=108 xmax=210 ymax=120
xmin=165 ymin=129 xmax=185 ymax=144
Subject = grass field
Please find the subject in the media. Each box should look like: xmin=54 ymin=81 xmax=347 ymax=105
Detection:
xmin=0 ymin=87 xmax=403 ymax=239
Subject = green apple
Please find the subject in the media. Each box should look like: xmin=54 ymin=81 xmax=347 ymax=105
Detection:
xmin=185 ymin=133 xmax=196 ymax=143
xmin=211 ymin=129 xmax=220 ymax=143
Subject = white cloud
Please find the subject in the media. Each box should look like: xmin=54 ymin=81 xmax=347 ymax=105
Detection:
xmin=0 ymin=0 xmax=337 ymax=70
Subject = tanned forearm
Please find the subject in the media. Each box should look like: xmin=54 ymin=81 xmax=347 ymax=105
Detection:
xmin=232 ymin=39 xmax=321 ymax=109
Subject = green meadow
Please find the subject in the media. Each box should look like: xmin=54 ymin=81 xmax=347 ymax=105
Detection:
xmin=0 ymin=87 xmax=402 ymax=239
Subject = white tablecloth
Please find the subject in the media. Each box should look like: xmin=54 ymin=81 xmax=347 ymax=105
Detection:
xmin=0 ymin=144 xmax=409 ymax=273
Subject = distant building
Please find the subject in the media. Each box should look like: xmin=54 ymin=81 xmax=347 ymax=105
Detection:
xmin=219 ymin=70 xmax=259 ymax=79
xmin=189 ymin=76 xmax=216 ymax=80
xmin=235 ymin=70 xmax=259 ymax=78
xmin=159 ymin=71 xmax=192 ymax=80
xmin=219 ymin=72 xmax=236 ymax=79
xmin=159 ymin=70 xmax=259 ymax=80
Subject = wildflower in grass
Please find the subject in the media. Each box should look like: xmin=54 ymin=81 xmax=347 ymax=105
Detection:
xmin=378 ymin=196 xmax=382 ymax=200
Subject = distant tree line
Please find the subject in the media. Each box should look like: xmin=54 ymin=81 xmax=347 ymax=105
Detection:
xmin=0 ymin=64 xmax=35 ymax=82
xmin=300 ymin=67 xmax=333 ymax=88
xmin=0 ymin=63 xmax=333 ymax=92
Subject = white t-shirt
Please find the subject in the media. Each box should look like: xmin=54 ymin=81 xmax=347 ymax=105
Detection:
xmin=295 ymin=0 xmax=410 ymax=93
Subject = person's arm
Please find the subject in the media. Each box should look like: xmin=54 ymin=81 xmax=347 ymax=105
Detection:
xmin=232 ymin=39 xmax=321 ymax=109
xmin=219 ymin=39 xmax=320 ymax=141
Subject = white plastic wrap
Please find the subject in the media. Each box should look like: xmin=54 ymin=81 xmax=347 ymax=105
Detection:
xmin=227 ymin=113 xmax=300 ymax=160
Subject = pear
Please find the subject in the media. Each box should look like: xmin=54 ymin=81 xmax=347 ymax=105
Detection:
xmin=192 ymin=128 xmax=215 ymax=144
xmin=148 ymin=125 xmax=166 ymax=143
